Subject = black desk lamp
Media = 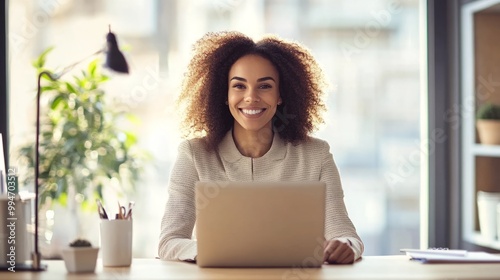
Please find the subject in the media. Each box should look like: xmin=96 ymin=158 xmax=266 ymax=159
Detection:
xmin=29 ymin=26 xmax=129 ymax=271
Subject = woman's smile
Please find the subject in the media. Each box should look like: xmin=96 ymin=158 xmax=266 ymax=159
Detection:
xmin=239 ymin=107 xmax=267 ymax=118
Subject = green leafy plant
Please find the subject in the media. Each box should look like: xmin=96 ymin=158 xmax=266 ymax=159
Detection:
xmin=477 ymin=103 xmax=500 ymax=120
xmin=17 ymin=47 xmax=147 ymax=208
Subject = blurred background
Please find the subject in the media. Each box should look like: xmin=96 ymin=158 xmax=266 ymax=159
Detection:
xmin=8 ymin=0 xmax=421 ymax=258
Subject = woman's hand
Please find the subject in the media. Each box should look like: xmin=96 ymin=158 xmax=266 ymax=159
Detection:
xmin=323 ymin=239 xmax=355 ymax=264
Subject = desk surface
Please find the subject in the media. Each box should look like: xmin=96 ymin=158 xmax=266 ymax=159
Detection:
xmin=2 ymin=256 xmax=500 ymax=280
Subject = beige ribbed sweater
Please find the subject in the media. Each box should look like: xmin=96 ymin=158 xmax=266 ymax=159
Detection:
xmin=158 ymin=131 xmax=364 ymax=261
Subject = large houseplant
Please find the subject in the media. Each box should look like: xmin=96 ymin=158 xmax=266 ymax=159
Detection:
xmin=16 ymin=47 xmax=147 ymax=256
xmin=476 ymin=102 xmax=500 ymax=145
xmin=18 ymin=47 xmax=144 ymax=206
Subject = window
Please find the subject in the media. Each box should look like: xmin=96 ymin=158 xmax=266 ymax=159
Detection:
xmin=8 ymin=0 xmax=421 ymax=257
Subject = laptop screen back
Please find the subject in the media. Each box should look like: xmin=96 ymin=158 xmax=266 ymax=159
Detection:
xmin=195 ymin=181 xmax=325 ymax=268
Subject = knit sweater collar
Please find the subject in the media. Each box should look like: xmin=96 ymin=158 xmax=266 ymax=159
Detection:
xmin=218 ymin=130 xmax=287 ymax=163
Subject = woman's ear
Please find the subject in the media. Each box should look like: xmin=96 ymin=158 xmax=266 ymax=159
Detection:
xmin=277 ymin=97 xmax=282 ymax=105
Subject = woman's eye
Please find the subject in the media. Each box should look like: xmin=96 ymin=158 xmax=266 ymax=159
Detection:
xmin=232 ymin=84 xmax=245 ymax=89
xmin=259 ymin=84 xmax=272 ymax=89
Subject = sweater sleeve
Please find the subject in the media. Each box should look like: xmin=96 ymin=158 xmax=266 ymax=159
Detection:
xmin=158 ymin=140 xmax=199 ymax=261
xmin=319 ymin=140 xmax=364 ymax=261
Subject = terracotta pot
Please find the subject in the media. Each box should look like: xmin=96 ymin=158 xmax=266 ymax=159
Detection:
xmin=477 ymin=120 xmax=500 ymax=145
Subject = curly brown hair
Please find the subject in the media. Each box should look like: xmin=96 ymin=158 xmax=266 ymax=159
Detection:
xmin=177 ymin=31 xmax=327 ymax=151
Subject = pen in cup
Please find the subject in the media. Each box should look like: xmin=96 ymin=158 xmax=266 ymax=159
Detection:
xmin=114 ymin=201 xmax=135 ymax=220
xmin=126 ymin=201 xmax=135 ymax=220
xmin=98 ymin=200 xmax=134 ymax=220
xmin=96 ymin=199 xmax=108 ymax=220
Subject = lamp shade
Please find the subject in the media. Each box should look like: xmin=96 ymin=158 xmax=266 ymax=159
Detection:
xmin=105 ymin=30 xmax=129 ymax=74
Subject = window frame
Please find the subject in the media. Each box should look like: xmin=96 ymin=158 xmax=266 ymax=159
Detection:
xmin=1 ymin=1 xmax=8 ymax=172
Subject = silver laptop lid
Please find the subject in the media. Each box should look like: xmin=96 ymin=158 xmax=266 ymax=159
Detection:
xmin=195 ymin=181 xmax=325 ymax=268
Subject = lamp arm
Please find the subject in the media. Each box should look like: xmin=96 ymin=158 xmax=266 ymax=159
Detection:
xmin=33 ymin=70 xmax=59 ymax=270
xmin=54 ymin=49 xmax=104 ymax=78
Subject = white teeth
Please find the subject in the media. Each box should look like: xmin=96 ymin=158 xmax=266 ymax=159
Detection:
xmin=241 ymin=109 xmax=263 ymax=115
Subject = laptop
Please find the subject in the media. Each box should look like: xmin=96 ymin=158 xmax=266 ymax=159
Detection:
xmin=195 ymin=181 xmax=325 ymax=268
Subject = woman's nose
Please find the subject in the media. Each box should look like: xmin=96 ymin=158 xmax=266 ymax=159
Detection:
xmin=244 ymin=88 xmax=260 ymax=103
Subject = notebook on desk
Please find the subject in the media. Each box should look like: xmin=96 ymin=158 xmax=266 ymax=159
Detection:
xmin=195 ymin=181 xmax=326 ymax=268
xmin=401 ymin=248 xmax=500 ymax=264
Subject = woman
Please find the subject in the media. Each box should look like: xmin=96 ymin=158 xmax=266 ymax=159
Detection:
xmin=158 ymin=31 xmax=364 ymax=264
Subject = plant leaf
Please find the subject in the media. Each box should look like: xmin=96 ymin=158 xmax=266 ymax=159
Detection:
xmin=65 ymin=82 xmax=77 ymax=94
xmin=88 ymin=59 xmax=98 ymax=77
xmin=51 ymin=95 xmax=65 ymax=110
xmin=32 ymin=46 xmax=55 ymax=69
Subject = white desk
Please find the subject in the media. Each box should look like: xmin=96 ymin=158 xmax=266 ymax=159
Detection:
xmin=2 ymin=256 xmax=500 ymax=279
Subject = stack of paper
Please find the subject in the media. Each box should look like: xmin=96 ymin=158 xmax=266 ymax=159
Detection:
xmin=400 ymin=249 xmax=500 ymax=263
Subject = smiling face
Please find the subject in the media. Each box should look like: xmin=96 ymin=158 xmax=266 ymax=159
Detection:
xmin=228 ymin=54 xmax=281 ymax=134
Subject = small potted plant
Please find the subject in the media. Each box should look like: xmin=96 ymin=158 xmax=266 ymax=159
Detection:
xmin=476 ymin=102 xmax=500 ymax=145
xmin=61 ymin=239 xmax=99 ymax=273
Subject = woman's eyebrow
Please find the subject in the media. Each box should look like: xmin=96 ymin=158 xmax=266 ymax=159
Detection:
xmin=229 ymin=76 xmax=276 ymax=82
xmin=257 ymin=76 xmax=275 ymax=82
xmin=230 ymin=76 xmax=246 ymax=82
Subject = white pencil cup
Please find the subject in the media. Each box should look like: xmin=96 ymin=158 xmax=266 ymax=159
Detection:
xmin=99 ymin=219 xmax=133 ymax=267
